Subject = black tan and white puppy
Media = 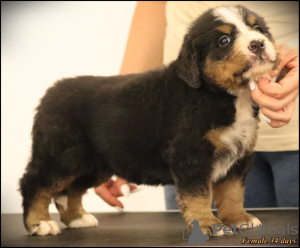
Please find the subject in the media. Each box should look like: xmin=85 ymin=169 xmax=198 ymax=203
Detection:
xmin=20 ymin=5 xmax=280 ymax=236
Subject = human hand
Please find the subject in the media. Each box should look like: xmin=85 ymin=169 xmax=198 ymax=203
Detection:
xmin=94 ymin=177 xmax=138 ymax=209
xmin=249 ymin=44 xmax=299 ymax=128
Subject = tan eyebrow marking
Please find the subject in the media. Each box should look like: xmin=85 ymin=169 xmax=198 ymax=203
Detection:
xmin=247 ymin=15 xmax=256 ymax=25
xmin=215 ymin=25 xmax=232 ymax=34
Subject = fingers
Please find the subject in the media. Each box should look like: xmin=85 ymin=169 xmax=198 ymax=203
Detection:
xmin=249 ymin=75 xmax=298 ymax=127
xmin=269 ymin=45 xmax=299 ymax=77
xmin=286 ymin=57 xmax=299 ymax=69
xmin=94 ymin=177 xmax=139 ymax=209
xmin=250 ymin=81 xmax=298 ymax=112
xmin=129 ymin=184 xmax=138 ymax=192
xmin=94 ymin=184 xmax=124 ymax=209
xmin=102 ymin=178 xmax=123 ymax=197
xmin=254 ymin=77 xmax=284 ymax=99
xmin=252 ymin=45 xmax=299 ymax=128
xmin=260 ymin=101 xmax=296 ymax=128
xmin=253 ymin=75 xmax=299 ymax=104
xmin=115 ymin=177 xmax=137 ymax=197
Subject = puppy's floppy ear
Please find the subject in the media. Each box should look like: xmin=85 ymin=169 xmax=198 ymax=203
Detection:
xmin=177 ymin=36 xmax=201 ymax=88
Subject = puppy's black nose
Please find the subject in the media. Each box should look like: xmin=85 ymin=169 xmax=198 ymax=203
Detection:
xmin=248 ymin=40 xmax=265 ymax=54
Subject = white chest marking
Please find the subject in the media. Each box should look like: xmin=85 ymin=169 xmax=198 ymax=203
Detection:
xmin=211 ymin=89 xmax=257 ymax=182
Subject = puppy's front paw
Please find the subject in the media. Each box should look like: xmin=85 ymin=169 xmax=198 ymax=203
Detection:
xmin=238 ymin=215 xmax=261 ymax=229
xmin=222 ymin=212 xmax=261 ymax=229
xmin=30 ymin=220 xmax=61 ymax=236
xmin=201 ymin=225 xmax=232 ymax=236
xmin=189 ymin=217 xmax=233 ymax=236
xmin=68 ymin=214 xmax=98 ymax=228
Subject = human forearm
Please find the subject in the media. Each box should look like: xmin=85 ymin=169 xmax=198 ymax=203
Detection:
xmin=120 ymin=1 xmax=167 ymax=75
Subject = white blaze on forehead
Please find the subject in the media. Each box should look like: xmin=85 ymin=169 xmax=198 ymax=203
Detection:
xmin=213 ymin=6 xmax=249 ymax=33
xmin=213 ymin=6 xmax=278 ymax=79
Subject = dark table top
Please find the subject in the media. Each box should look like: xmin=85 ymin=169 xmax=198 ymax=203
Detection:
xmin=1 ymin=209 xmax=299 ymax=247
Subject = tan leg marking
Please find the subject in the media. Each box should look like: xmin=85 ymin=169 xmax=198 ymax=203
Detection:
xmin=26 ymin=177 xmax=75 ymax=235
xmin=177 ymin=187 xmax=224 ymax=236
xmin=213 ymin=177 xmax=261 ymax=228
xmin=55 ymin=187 xmax=98 ymax=228
xmin=26 ymin=191 xmax=53 ymax=229
xmin=55 ymin=175 xmax=109 ymax=228
xmin=56 ymin=188 xmax=87 ymax=225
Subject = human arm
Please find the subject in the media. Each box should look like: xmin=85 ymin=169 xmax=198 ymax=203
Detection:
xmin=94 ymin=1 xmax=167 ymax=208
xmin=119 ymin=1 xmax=167 ymax=74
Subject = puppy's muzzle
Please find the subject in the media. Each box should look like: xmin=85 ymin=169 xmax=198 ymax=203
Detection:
xmin=248 ymin=39 xmax=265 ymax=55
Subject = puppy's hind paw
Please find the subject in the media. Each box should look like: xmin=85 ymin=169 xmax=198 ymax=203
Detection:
xmin=247 ymin=216 xmax=262 ymax=229
xmin=30 ymin=220 xmax=61 ymax=236
xmin=192 ymin=216 xmax=232 ymax=236
xmin=214 ymin=227 xmax=233 ymax=236
xmin=68 ymin=214 xmax=98 ymax=228
xmin=223 ymin=213 xmax=262 ymax=230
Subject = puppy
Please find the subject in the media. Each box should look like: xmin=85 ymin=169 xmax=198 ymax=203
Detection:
xmin=20 ymin=5 xmax=279 ymax=236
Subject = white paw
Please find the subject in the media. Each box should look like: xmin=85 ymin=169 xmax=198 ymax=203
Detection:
xmin=213 ymin=228 xmax=225 ymax=236
xmin=213 ymin=228 xmax=233 ymax=236
xmin=236 ymin=216 xmax=262 ymax=229
xmin=249 ymin=216 xmax=262 ymax=228
xmin=31 ymin=220 xmax=61 ymax=236
xmin=237 ymin=222 xmax=250 ymax=229
xmin=68 ymin=214 xmax=98 ymax=228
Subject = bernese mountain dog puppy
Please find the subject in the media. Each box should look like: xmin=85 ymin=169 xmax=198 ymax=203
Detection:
xmin=20 ymin=5 xmax=280 ymax=236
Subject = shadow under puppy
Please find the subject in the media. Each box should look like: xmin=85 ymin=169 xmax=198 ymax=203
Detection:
xmin=20 ymin=5 xmax=280 ymax=236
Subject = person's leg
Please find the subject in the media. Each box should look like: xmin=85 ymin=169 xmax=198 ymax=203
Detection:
xmin=164 ymin=185 xmax=179 ymax=210
xmin=269 ymin=151 xmax=299 ymax=207
xmin=244 ymin=152 xmax=278 ymax=208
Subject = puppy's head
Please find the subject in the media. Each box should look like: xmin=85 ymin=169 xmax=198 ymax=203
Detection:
xmin=177 ymin=5 xmax=279 ymax=93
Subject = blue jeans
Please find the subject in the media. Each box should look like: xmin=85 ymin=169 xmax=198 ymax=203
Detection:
xmin=164 ymin=151 xmax=299 ymax=209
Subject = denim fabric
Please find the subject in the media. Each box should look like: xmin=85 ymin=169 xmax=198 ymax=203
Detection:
xmin=164 ymin=184 xmax=179 ymax=210
xmin=164 ymin=151 xmax=299 ymax=209
xmin=244 ymin=151 xmax=299 ymax=208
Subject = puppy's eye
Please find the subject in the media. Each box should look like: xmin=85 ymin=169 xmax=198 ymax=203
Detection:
xmin=219 ymin=36 xmax=231 ymax=46
xmin=254 ymin=26 xmax=263 ymax=33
